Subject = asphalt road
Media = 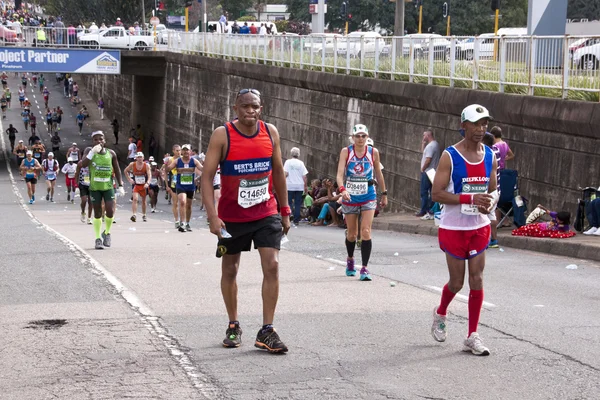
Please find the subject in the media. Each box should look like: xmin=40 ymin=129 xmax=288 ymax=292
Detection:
xmin=1 ymin=74 xmax=599 ymax=399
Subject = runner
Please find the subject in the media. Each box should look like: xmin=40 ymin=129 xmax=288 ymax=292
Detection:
xmin=124 ymin=152 xmax=151 ymax=222
xmin=21 ymin=108 xmax=29 ymax=132
xmin=5 ymin=87 xmax=11 ymax=108
xmin=201 ymin=88 xmax=291 ymax=353
xmin=50 ymin=131 xmax=61 ymax=155
xmin=336 ymin=124 xmax=387 ymax=281
xmin=32 ymin=72 xmax=38 ymax=87
xmin=81 ymin=131 xmax=125 ymax=250
xmin=61 ymin=157 xmax=78 ymax=203
xmin=46 ymin=108 xmax=53 ymax=134
xmin=18 ymin=87 xmax=25 ymax=108
xmin=38 ymin=74 xmax=45 ymax=93
xmin=67 ymin=142 xmax=81 ymax=164
xmin=20 ymin=150 xmax=42 ymax=204
xmin=75 ymin=159 xmax=93 ymax=224
xmin=148 ymin=162 xmax=161 ymax=213
xmin=13 ymin=139 xmax=26 ymax=167
xmin=161 ymin=144 xmax=181 ymax=227
xmin=42 ymin=152 xmax=59 ymax=202
xmin=42 ymin=87 xmax=49 ymax=108
xmin=1 ymin=71 xmax=7 ymax=89
xmin=164 ymin=144 xmax=202 ymax=232
xmin=1 ymin=94 xmax=7 ymax=119
xmin=31 ymin=139 xmax=45 ymax=167
xmin=20 ymin=73 xmax=27 ymax=88
xmin=430 ymin=104 xmax=498 ymax=356
xmin=29 ymin=113 xmax=37 ymax=135
xmin=76 ymin=110 xmax=85 ymax=135
xmin=56 ymin=106 xmax=63 ymax=131
xmin=5 ymin=123 xmax=17 ymax=151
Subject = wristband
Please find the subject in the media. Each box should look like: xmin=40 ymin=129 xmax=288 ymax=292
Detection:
xmin=280 ymin=206 xmax=292 ymax=217
xmin=380 ymin=191 xmax=388 ymax=196
xmin=339 ymin=186 xmax=346 ymax=193
xmin=459 ymin=194 xmax=474 ymax=205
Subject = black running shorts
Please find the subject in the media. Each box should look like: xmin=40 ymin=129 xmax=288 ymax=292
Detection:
xmin=216 ymin=214 xmax=283 ymax=258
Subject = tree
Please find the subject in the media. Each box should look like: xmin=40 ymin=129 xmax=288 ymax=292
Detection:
xmin=220 ymin=0 xmax=254 ymax=19
xmin=44 ymin=0 xmax=154 ymax=26
xmin=568 ymin=0 xmax=600 ymax=20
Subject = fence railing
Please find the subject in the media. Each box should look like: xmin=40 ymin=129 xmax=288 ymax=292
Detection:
xmin=167 ymin=32 xmax=600 ymax=101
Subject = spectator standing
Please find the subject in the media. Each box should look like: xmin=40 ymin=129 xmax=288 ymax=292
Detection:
xmin=110 ymin=119 xmax=119 ymax=144
xmin=127 ymin=137 xmax=137 ymax=164
xmin=97 ymin=97 xmax=104 ymax=119
xmin=54 ymin=17 xmax=65 ymax=45
xmin=584 ymin=198 xmax=600 ymax=236
xmin=417 ymin=128 xmax=441 ymax=219
xmin=259 ymin=23 xmax=267 ymax=35
xmin=249 ymin=23 xmax=257 ymax=34
xmin=115 ymin=18 xmax=123 ymax=27
xmin=231 ymin=21 xmax=240 ymax=34
xmin=284 ymin=147 xmax=308 ymax=225
xmin=149 ymin=134 xmax=157 ymax=159
xmin=490 ymin=126 xmax=514 ymax=170
xmin=89 ymin=22 xmax=99 ymax=33
xmin=67 ymin=24 xmax=76 ymax=45
xmin=239 ymin=22 xmax=250 ymax=34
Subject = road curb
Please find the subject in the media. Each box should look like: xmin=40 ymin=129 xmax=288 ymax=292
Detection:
xmin=372 ymin=219 xmax=600 ymax=263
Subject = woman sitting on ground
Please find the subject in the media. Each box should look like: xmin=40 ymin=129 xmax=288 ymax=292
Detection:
xmin=512 ymin=204 xmax=574 ymax=238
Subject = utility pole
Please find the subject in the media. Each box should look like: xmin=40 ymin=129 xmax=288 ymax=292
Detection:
xmin=141 ymin=0 xmax=146 ymax=29
xmin=393 ymin=0 xmax=405 ymax=57
xmin=418 ymin=0 xmax=423 ymax=34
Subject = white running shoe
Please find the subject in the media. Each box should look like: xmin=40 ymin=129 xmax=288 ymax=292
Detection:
xmin=421 ymin=213 xmax=434 ymax=221
xmin=463 ymin=332 xmax=490 ymax=356
xmin=80 ymin=213 xmax=86 ymax=223
xmin=593 ymin=229 xmax=600 ymax=236
xmin=583 ymin=227 xmax=598 ymax=235
xmin=431 ymin=306 xmax=447 ymax=342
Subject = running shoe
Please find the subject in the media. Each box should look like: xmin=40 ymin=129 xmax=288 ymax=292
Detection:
xmin=431 ymin=306 xmax=447 ymax=342
xmin=50 ymin=198 xmax=54 ymax=203
xmin=32 ymin=195 xmax=35 ymax=201
xmin=67 ymin=193 xmax=70 ymax=201
xmin=178 ymin=225 xmax=186 ymax=232
xmin=151 ymin=208 xmax=156 ymax=213
xmin=80 ymin=213 xmax=86 ymax=223
xmin=584 ymin=227 xmax=598 ymax=235
xmin=29 ymin=199 xmax=33 ymax=205
xmin=356 ymin=239 xmax=362 ymax=249
xmin=71 ymin=199 xmax=74 ymax=204
xmin=101 ymin=231 xmax=111 ymax=248
xmin=346 ymin=258 xmax=356 ymax=276
xmin=463 ymin=332 xmax=490 ymax=356
xmin=142 ymin=215 xmax=147 ymax=222
xmin=165 ymin=193 xmax=168 ymax=200
xmin=255 ymin=327 xmax=288 ymax=353
xmin=421 ymin=213 xmax=434 ymax=221
xmin=130 ymin=215 xmax=136 ymax=222
xmin=223 ymin=323 xmax=242 ymax=348
xmin=46 ymin=194 xmax=49 ymax=201
xmin=359 ymin=267 xmax=372 ymax=281
xmin=95 ymin=238 xmax=104 ymax=250
xmin=175 ymin=221 xmax=180 ymax=229
xmin=488 ymin=239 xmax=499 ymax=248
xmin=185 ymin=223 xmax=192 ymax=232
xmin=87 ymin=218 xmax=92 ymax=225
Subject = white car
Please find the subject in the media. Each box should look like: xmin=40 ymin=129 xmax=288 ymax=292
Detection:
xmin=447 ymin=35 xmax=495 ymax=61
xmin=154 ymin=24 xmax=180 ymax=44
xmin=336 ymin=32 xmax=386 ymax=58
xmin=78 ymin=26 xmax=155 ymax=50
xmin=303 ymin=33 xmax=343 ymax=55
xmin=572 ymin=37 xmax=600 ymax=70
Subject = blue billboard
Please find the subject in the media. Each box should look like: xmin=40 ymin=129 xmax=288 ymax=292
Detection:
xmin=0 ymin=48 xmax=121 ymax=74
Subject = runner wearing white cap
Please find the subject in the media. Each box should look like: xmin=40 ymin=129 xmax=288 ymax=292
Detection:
xmin=20 ymin=150 xmax=42 ymax=204
xmin=430 ymin=104 xmax=498 ymax=356
xmin=124 ymin=151 xmax=151 ymax=222
xmin=61 ymin=157 xmax=78 ymax=203
xmin=42 ymin=152 xmax=59 ymax=202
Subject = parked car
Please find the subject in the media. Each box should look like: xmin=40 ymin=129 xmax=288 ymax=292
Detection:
xmin=78 ymin=26 xmax=155 ymax=50
xmin=154 ymin=24 xmax=180 ymax=44
xmin=383 ymin=34 xmax=450 ymax=59
xmin=304 ymin=33 xmax=343 ymax=55
xmin=446 ymin=35 xmax=495 ymax=61
xmin=336 ymin=32 xmax=386 ymax=58
xmin=0 ymin=25 xmax=18 ymax=44
xmin=572 ymin=37 xmax=600 ymax=70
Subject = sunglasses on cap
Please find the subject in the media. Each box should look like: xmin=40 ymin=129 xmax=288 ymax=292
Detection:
xmin=237 ymin=88 xmax=261 ymax=97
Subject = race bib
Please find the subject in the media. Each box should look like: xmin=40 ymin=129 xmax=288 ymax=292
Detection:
xmin=83 ymin=175 xmax=90 ymax=185
xmin=180 ymin=173 xmax=193 ymax=185
xmin=70 ymin=153 xmax=79 ymax=161
xmin=238 ymin=176 xmax=270 ymax=209
xmin=150 ymin=178 xmax=158 ymax=185
xmin=47 ymin=171 xmax=56 ymax=180
xmin=460 ymin=182 xmax=487 ymax=215
xmin=34 ymin=153 xmax=40 ymax=158
xmin=346 ymin=177 xmax=369 ymax=196
xmin=67 ymin=172 xmax=75 ymax=178
xmin=26 ymin=168 xmax=34 ymax=178
xmin=135 ymin=175 xmax=146 ymax=185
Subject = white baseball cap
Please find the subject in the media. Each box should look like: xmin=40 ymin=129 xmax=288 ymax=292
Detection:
xmin=72 ymin=142 xmax=77 ymax=146
xmin=352 ymin=124 xmax=369 ymax=135
xmin=461 ymin=104 xmax=492 ymax=123
xmin=67 ymin=157 xmax=74 ymax=162
xmin=48 ymin=152 xmax=54 ymax=157
xmin=26 ymin=150 xmax=33 ymax=155
xmin=149 ymin=156 xmax=155 ymax=161
xmin=136 ymin=152 xmax=144 ymax=158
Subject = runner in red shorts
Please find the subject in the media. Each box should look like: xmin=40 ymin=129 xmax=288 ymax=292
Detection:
xmin=430 ymin=104 xmax=498 ymax=356
xmin=61 ymin=157 xmax=78 ymax=203
xmin=124 ymin=152 xmax=151 ymax=222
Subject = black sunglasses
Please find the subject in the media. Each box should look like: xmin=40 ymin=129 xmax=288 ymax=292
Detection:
xmin=237 ymin=88 xmax=261 ymax=97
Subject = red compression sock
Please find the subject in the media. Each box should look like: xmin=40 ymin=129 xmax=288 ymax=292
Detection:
xmin=468 ymin=289 xmax=484 ymax=337
xmin=437 ymin=284 xmax=456 ymax=316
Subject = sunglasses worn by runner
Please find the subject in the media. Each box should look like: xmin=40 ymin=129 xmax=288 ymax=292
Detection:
xmin=354 ymin=134 xmax=368 ymax=139
xmin=237 ymin=88 xmax=261 ymax=97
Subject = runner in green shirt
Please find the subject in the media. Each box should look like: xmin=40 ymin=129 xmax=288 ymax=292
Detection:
xmin=81 ymin=131 xmax=125 ymax=249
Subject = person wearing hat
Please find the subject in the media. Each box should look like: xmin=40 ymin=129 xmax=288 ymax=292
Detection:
xmin=148 ymin=161 xmax=162 ymax=213
xmin=430 ymin=104 xmax=498 ymax=356
xmin=75 ymin=157 xmax=93 ymax=224
xmin=115 ymin=17 xmax=123 ymax=26
xmin=124 ymin=151 xmax=151 ymax=222
xmin=42 ymin=152 xmax=59 ymax=202
xmin=163 ymin=144 xmax=202 ymax=232
xmin=20 ymin=150 xmax=42 ymax=204
xmin=81 ymin=131 xmax=125 ymax=250
xmin=336 ymin=123 xmax=388 ymax=282
xmin=61 ymin=156 xmax=78 ymax=203
xmin=13 ymin=139 xmax=27 ymax=168
xmin=68 ymin=142 xmax=81 ymax=163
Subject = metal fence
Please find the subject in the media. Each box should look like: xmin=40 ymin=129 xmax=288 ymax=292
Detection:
xmin=167 ymin=32 xmax=600 ymax=101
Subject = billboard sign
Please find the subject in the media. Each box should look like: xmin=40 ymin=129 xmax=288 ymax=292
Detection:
xmin=0 ymin=48 xmax=121 ymax=74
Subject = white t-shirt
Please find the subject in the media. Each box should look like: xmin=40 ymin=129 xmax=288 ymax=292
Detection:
xmin=284 ymin=158 xmax=308 ymax=191
xmin=128 ymin=143 xmax=137 ymax=158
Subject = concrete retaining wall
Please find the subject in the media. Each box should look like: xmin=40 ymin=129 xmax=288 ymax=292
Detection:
xmin=78 ymin=53 xmax=600 ymax=214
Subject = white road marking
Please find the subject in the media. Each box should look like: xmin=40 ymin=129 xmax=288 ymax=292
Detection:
xmin=325 ymin=258 xmax=347 ymax=266
xmin=423 ymin=285 xmax=497 ymax=308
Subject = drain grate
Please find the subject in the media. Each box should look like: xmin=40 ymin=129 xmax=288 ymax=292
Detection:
xmin=25 ymin=319 xmax=68 ymax=330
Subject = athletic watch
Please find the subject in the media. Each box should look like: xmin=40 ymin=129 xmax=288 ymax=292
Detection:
xmin=380 ymin=191 xmax=388 ymax=196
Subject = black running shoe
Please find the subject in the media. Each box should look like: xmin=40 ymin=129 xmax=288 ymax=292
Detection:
xmin=178 ymin=226 xmax=186 ymax=232
xmin=223 ymin=323 xmax=242 ymax=348
xmin=255 ymin=327 xmax=288 ymax=353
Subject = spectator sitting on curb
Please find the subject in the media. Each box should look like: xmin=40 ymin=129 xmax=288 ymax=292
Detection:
xmin=312 ymin=179 xmax=343 ymax=227
xmin=512 ymin=204 xmax=574 ymax=238
xmin=583 ymin=198 xmax=600 ymax=236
